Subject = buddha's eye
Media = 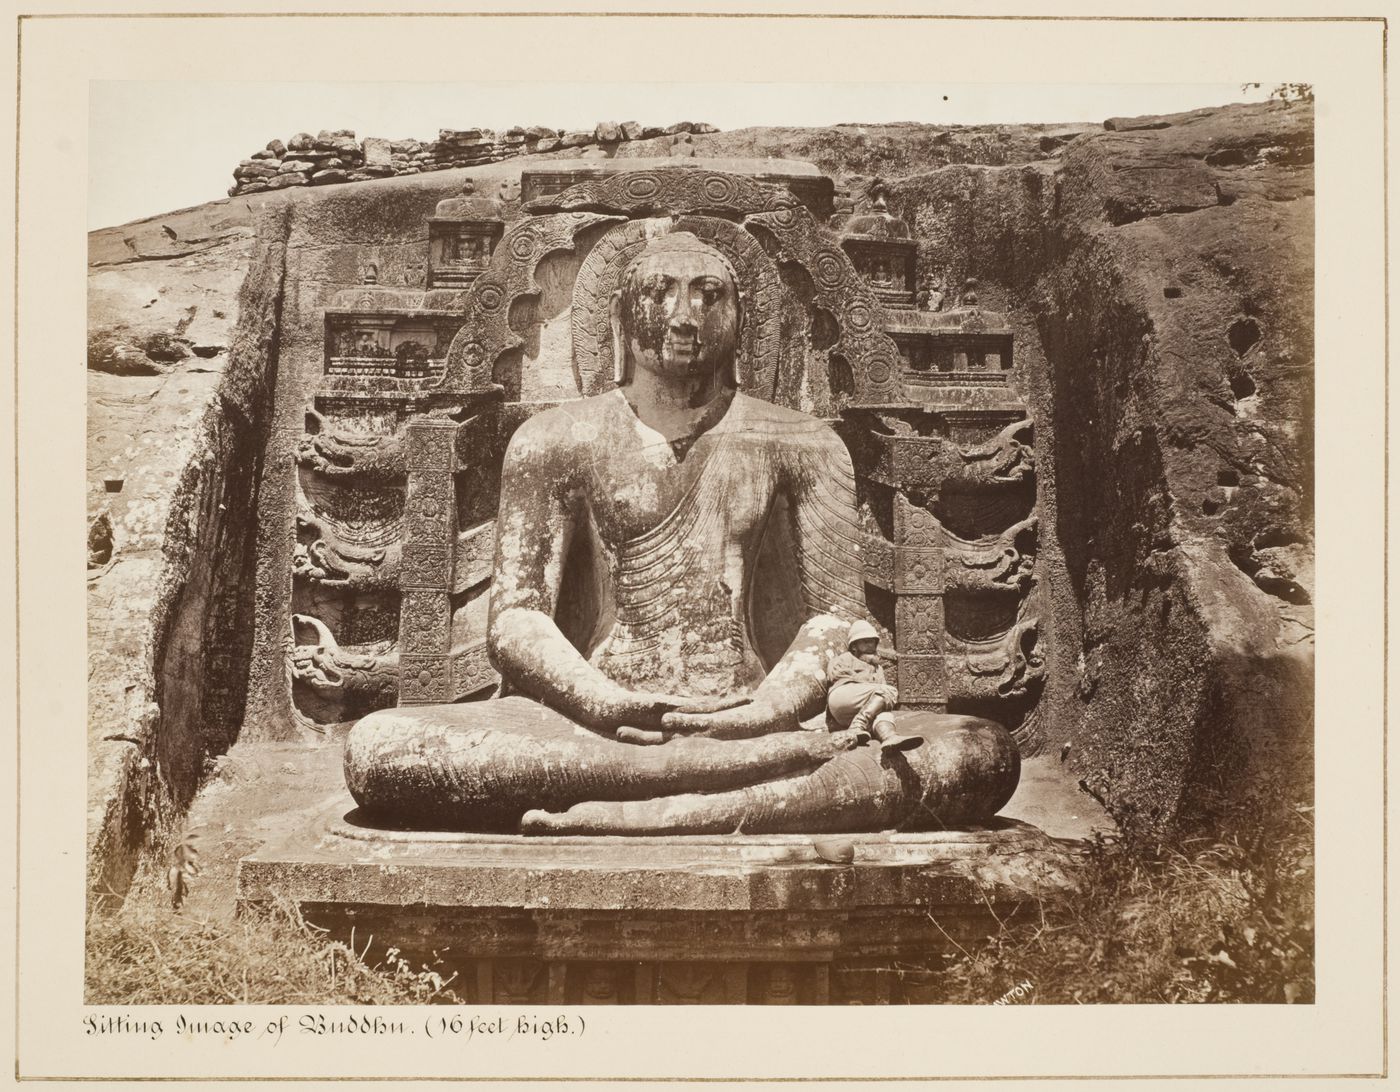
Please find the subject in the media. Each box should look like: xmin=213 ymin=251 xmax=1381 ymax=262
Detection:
xmin=695 ymin=278 xmax=725 ymax=305
xmin=639 ymin=277 xmax=670 ymax=302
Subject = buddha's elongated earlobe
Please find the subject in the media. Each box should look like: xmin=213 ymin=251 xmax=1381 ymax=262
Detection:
xmin=609 ymin=290 xmax=628 ymax=385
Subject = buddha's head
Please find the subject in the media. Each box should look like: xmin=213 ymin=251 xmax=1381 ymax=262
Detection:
xmin=611 ymin=233 xmax=742 ymax=388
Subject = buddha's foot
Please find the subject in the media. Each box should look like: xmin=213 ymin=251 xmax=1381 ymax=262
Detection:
xmin=344 ymin=696 xmax=850 ymax=830
xmin=520 ymin=712 xmax=1019 ymax=836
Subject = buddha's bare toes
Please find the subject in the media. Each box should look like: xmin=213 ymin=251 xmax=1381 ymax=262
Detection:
xmin=520 ymin=809 xmax=560 ymax=835
xmin=615 ymin=726 xmax=666 ymax=745
xmin=674 ymin=694 xmax=753 ymax=715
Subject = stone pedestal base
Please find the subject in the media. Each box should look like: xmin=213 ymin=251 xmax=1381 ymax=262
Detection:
xmin=237 ymin=805 xmax=1076 ymax=1004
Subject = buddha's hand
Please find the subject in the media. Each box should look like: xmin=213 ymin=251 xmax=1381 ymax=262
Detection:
xmin=660 ymin=698 xmax=796 ymax=740
xmin=595 ymin=689 xmax=691 ymax=730
xmin=612 ymin=698 xmax=751 ymax=745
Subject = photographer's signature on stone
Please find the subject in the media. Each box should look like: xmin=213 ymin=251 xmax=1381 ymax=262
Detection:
xmin=993 ymin=980 xmax=1035 ymax=1005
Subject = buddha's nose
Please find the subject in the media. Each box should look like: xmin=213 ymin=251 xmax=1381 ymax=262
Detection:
xmin=669 ymin=291 xmax=697 ymax=331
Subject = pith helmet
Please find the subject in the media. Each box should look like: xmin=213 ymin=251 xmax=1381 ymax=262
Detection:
xmin=847 ymin=620 xmax=880 ymax=648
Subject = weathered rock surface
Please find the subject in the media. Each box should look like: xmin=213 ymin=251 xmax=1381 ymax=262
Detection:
xmin=87 ymin=194 xmax=292 ymax=905
xmin=594 ymin=120 xmax=623 ymax=143
xmin=688 ymin=120 xmax=1096 ymax=196
xmin=87 ymin=341 xmax=167 ymax=375
xmin=361 ymin=136 xmax=393 ymax=167
xmin=890 ymin=99 xmax=1313 ymax=829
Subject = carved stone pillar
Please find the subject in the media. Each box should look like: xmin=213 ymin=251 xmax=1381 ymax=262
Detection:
xmin=398 ymin=418 xmax=459 ymax=705
xmin=893 ymin=491 xmax=947 ymax=712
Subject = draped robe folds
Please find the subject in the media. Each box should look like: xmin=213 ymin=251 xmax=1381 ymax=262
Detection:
xmin=578 ymin=390 xmax=864 ymax=698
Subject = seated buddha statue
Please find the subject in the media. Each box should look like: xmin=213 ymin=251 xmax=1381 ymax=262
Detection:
xmin=343 ymin=232 xmax=1020 ymax=834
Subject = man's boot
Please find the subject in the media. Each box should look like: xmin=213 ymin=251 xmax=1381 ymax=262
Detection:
xmin=870 ymin=712 xmax=922 ymax=752
xmin=848 ymin=693 xmax=886 ymax=737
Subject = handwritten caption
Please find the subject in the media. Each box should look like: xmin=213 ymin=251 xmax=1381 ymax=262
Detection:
xmin=83 ymin=1012 xmax=584 ymax=1045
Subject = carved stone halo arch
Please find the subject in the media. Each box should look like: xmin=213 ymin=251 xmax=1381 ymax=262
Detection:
xmin=440 ymin=211 xmax=622 ymax=394
xmin=570 ymin=215 xmax=783 ymax=397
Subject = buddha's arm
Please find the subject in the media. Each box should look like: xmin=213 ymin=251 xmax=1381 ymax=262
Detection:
xmin=487 ymin=415 xmax=681 ymax=731
xmin=491 ymin=609 xmax=684 ymax=729
xmin=663 ymin=424 xmax=866 ymax=739
xmin=784 ymin=422 xmax=868 ymax=625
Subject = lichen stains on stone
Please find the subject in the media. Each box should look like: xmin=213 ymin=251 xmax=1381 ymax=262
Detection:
xmin=611 ymin=473 xmax=659 ymax=511
xmin=787 ymin=648 xmax=826 ymax=683
xmin=567 ymin=417 xmax=600 ymax=444
xmin=810 ymin=614 xmax=845 ymax=635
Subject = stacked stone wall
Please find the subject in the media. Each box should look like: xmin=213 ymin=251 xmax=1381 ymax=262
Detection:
xmin=230 ymin=122 xmax=720 ymax=197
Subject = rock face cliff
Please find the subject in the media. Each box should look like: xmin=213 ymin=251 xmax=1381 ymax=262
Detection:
xmin=87 ymin=101 xmax=1312 ymax=899
xmin=888 ymin=100 xmax=1313 ymax=828
xmin=88 ymin=198 xmax=291 ymax=902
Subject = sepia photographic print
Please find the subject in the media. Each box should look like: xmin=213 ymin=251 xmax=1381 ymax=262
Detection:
xmin=85 ymin=70 xmax=1317 ymax=999
xmin=11 ymin=6 xmax=1388 ymax=1084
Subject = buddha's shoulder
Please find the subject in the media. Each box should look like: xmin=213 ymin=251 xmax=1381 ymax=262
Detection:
xmin=731 ymin=394 xmax=845 ymax=447
xmin=504 ymin=392 xmax=626 ymax=458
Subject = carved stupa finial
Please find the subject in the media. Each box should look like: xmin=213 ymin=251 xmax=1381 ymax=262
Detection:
xmin=433 ymin=176 xmax=504 ymax=221
xmin=841 ymin=177 xmax=911 ymax=242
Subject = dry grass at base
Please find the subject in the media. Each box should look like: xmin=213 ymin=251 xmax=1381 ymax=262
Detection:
xmin=85 ymin=897 xmax=464 ymax=1006
xmin=935 ymin=786 xmax=1315 ymax=1005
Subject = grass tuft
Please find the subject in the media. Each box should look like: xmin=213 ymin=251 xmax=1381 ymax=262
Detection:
xmin=937 ymin=780 xmax=1314 ymax=1004
xmin=85 ymin=897 xmax=463 ymax=1006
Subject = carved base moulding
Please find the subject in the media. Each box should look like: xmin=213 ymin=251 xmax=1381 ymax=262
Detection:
xmin=238 ymin=810 xmax=1075 ymax=1004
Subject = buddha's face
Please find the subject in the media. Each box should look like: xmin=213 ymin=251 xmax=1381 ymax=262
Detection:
xmin=616 ymin=237 xmax=739 ymax=384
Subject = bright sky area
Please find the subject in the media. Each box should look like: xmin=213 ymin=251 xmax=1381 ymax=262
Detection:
xmin=89 ymin=81 xmax=1271 ymax=230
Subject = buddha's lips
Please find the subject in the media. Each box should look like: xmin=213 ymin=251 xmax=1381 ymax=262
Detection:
xmin=666 ymin=334 xmax=699 ymax=357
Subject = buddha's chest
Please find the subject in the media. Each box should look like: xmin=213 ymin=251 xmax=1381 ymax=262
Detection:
xmin=582 ymin=436 xmax=778 ymax=551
